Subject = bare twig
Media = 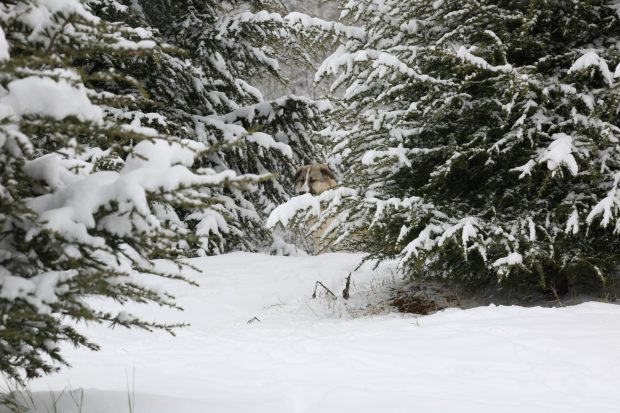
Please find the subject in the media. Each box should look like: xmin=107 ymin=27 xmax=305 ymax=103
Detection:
xmin=125 ymin=368 xmax=135 ymax=413
xmin=67 ymin=385 xmax=85 ymax=413
xmin=548 ymin=284 xmax=565 ymax=307
xmin=46 ymin=16 xmax=74 ymax=54
xmin=312 ymin=281 xmax=336 ymax=299
xmin=342 ymin=272 xmax=352 ymax=300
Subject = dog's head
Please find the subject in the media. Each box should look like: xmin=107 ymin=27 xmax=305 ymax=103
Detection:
xmin=294 ymin=163 xmax=337 ymax=195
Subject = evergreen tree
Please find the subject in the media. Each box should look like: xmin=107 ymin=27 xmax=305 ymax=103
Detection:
xmin=1 ymin=0 xmax=323 ymax=382
xmin=0 ymin=0 xmax=349 ymax=382
xmin=272 ymin=0 xmax=620 ymax=294
xmin=97 ymin=0 xmax=337 ymax=254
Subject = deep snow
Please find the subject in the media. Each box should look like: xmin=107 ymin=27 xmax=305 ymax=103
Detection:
xmin=4 ymin=252 xmax=620 ymax=413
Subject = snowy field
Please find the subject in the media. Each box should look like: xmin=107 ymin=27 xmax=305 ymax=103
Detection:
xmin=5 ymin=252 xmax=620 ymax=413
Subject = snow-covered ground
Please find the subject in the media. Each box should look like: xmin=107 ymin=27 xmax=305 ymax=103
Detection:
xmin=5 ymin=252 xmax=620 ymax=413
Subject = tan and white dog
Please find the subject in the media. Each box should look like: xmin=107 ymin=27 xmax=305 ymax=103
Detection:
xmin=294 ymin=163 xmax=337 ymax=195
xmin=293 ymin=163 xmax=337 ymax=252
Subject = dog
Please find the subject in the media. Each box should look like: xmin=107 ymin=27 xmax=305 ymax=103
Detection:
xmin=293 ymin=163 xmax=337 ymax=253
xmin=294 ymin=163 xmax=337 ymax=195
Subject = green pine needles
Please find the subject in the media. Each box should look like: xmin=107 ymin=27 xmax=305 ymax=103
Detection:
xmin=275 ymin=0 xmax=620 ymax=294
xmin=0 ymin=0 xmax=328 ymax=383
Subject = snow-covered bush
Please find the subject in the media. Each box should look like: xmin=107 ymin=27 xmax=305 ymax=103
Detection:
xmin=271 ymin=0 xmax=620 ymax=294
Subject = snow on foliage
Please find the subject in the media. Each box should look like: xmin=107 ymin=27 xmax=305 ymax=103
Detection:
xmin=492 ymin=252 xmax=523 ymax=268
xmin=568 ymin=50 xmax=614 ymax=85
xmin=273 ymin=0 xmax=620 ymax=288
xmin=0 ymin=0 xmax=326 ymax=383
xmin=456 ymin=45 xmax=513 ymax=73
xmin=285 ymin=11 xmax=365 ymax=40
xmin=267 ymin=187 xmax=357 ymax=229
xmin=0 ymin=26 xmax=9 ymax=61
xmin=131 ymin=0 xmax=331 ymax=255
xmin=539 ymin=133 xmax=579 ymax=176
xmin=247 ymin=132 xmax=293 ymax=158
xmin=0 ymin=75 xmax=104 ymax=122
xmin=586 ymin=172 xmax=620 ymax=230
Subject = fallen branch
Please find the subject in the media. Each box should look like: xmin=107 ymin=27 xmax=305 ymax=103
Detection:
xmin=342 ymin=272 xmax=352 ymax=300
xmin=548 ymin=284 xmax=565 ymax=307
xmin=312 ymin=281 xmax=337 ymax=299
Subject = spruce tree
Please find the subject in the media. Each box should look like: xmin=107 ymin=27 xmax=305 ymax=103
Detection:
xmin=1 ymin=0 xmax=312 ymax=382
xmin=100 ymin=0 xmax=335 ymax=254
xmin=273 ymin=0 xmax=620 ymax=294
xmin=0 ymin=0 xmax=348 ymax=382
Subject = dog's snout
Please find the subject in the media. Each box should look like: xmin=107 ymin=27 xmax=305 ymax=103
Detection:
xmin=296 ymin=174 xmax=311 ymax=194
xmin=296 ymin=183 xmax=310 ymax=194
xmin=296 ymin=186 xmax=317 ymax=196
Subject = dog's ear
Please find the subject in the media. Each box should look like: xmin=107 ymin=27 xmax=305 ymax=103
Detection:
xmin=319 ymin=164 xmax=336 ymax=181
xmin=294 ymin=166 xmax=305 ymax=181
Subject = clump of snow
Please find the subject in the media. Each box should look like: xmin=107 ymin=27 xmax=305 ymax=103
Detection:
xmin=266 ymin=193 xmax=322 ymax=228
xmin=36 ymin=0 xmax=98 ymax=20
xmin=565 ymin=209 xmax=580 ymax=234
xmin=115 ymin=310 xmax=137 ymax=323
xmin=539 ymin=133 xmax=579 ymax=176
xmin=123 ymin=139 xmax=201 ymax=172
xmin=108 ymin=38 xmax=157 ymax=50
xmin=17 ymin=0 xmax=100 ymax=43
xmin=456 ymin=46 xmax=513 ymax=73
xmin=586 ymin=172 xmax=620 ymax=229
xmin=614 ymin=62 xmax=620 ymax=79
xmin=0 ymin=26 xmax=9 ymax=61
xmin=12 ymin=0 xmax=158 ymax=51
xmin=0 ymin=267 xmax=76 ymax=314
xmin=437 ymin=217 xmax=479 ymax=249
xmin=231 ymin=10 xmax=365 ymax=42
xmin=247 ymin=132 xmax=293 ymax=158
xmin=266 ymin=187 xmax=357 ymax=229
xmin=492 ymin=252 xmax=523 ymax=267
xmin=511 ymin=159 xmax=536 ymax=179
xmin=316 ymin=48 xmax=450 ymax=87
xmin=24 ymin=153 xmax=84 ymax=190
xmin=400 ymin=223 xmax=443 ymax=264
xmin=461 ymin=217 xmax=478 ymax=246
xmin=527 ymin=217 xmax=536 ymax=241
xmin=120 ymin=118 xmax=160 ymax=137
xmin=568 ymin=51 xmax=614 ymax=85
xmin=0 ymin=75 xmax=104 ymax=123
xmin=129 ymin=27 xmax=152 ymax=39
xmin=362 ymin=146 xmax=411 ymax=167
xmin=0 ymin=268 xmax=37 ymax=301
xmin=285 ymin=12 xmax=365 ymax=40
